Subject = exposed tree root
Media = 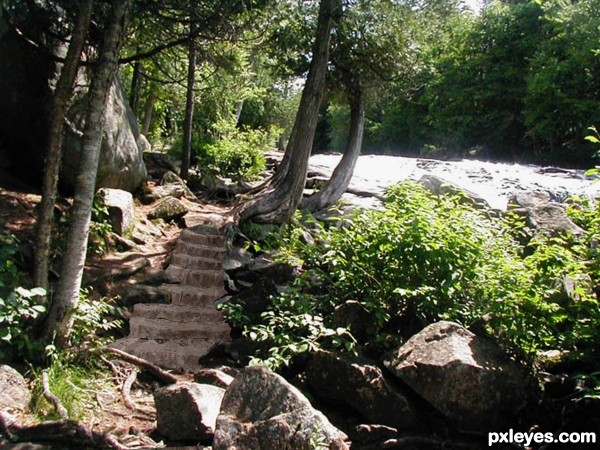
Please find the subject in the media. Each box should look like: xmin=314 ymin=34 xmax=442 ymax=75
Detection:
xmin=0 ymin=411 xmax=128 ymax=449
xmin=41 ymin=369 xmax=69 ymax=421
xmin=105 ymin=347 xmax=179 ymax=384
xmin=122 ymin=368 xmax=138 ymax=410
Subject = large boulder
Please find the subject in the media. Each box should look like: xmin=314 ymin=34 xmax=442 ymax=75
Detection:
xmin=0 ymin=10 xmax=146 ymax=192
xmin=213 ymin=366 xmax=349 ymax=450
xmin=512 ymin=203 xmax=584 ymax=237
xmin=418 ymin=174 xmax=490 ymax=209
xmin=0 ymin=365 xmax=31 ymax=411
xmin=62 ymin=78 xmax=147 ymax=192
xmin=384 ymin=321 xmax=536 ymax=432
xmin=154 ymin=382 xmax=225 ymax=442
xmin=306 ymin=350 xmax=419 ymax=429
xmin=508 ymin=190 xmax=552 ymax=209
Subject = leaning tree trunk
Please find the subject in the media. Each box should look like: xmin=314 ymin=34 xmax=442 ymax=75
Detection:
xmin=34 ymin=0 xmax=94 ymax=295
xmin=43 ymin=0 xmax=132 ymax=346
xmin=180 ymin=22 xmax=197 ymax=181
xmin=234 ymin=0 xmax=339 ymax=224
xmin=301 ymin=83 xmax=364 ymax=213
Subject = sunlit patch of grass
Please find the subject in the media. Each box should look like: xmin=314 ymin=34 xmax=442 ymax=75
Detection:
xmin=31 ymin=355 xmax=114 ymax=421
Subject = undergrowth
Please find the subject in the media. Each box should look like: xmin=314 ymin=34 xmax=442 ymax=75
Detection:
xmin=224 ymin=181 xmax=600 ymax=370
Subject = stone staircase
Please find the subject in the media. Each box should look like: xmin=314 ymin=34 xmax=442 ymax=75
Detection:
xmin=110 ymin=226 xmax=231 ymax=372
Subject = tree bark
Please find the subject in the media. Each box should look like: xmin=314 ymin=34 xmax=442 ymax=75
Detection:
xmin=301 ymin=83 xmax=364 ymax=213
xmin=128 ymin=59 xmax=142 ymax=111
xmin=43 ymin=0 xmax=132 ymax=346
xmin=180 ymin=22 xmax=197 ymax=181
xmin=34 ymin=0 xmax=94 ymax=295
xmin=234 ymin=0 xmax=339 ymax=224
xmin=141 ymin=88 xmax=156 ymax=136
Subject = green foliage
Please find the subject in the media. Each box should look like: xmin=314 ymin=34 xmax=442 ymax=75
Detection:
xmin=337 ymin=0 xmax=600 ymax=166
xmin=230 ymin=182 xmax=600 ymax=370
xmin=200 ymin=119 xmax=278 ymax=181
xmin=0 ymin=286 xmax=46 ymax=360
xmin=0 ymin=233 xmax=46 ymax=360
xmin=170 ymin=118 xmax=278 ymax=181
xmin=88 ymin=191 xmax=114 ymax=256
xmin=69 ymin=289 xmax=125 ymax=352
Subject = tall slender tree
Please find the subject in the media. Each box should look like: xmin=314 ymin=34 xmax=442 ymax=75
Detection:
xmin=180 ymin=20 xmax=197 ymax=181
xmin=43 ymin=0 xmax=132 ymax=346
xmin=34 ymin=0 xmax=94 ymax=296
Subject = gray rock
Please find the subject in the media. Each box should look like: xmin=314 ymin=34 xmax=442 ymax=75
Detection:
xmin=213 ymin=366 xmax=349 ymax=450
xmin=155 ymin=382 xmax=225 ymax=442
xmin=160 ymin=171 xmax=197 ymax=201
xmin=144 ymin=151 xmax=180 ymax=179
xmin=551 ymin=273 xmax=595 ymax=306
xmin=193 ymin=369 xmax=235 ymax=389
xmin=332 ymin=300 xmax=372 ymax=343
xmin=521 ymin=203 xmax=584 ymax=236
xmin=223 ymin=245 xmax=254 ymax=272
xmin=418 ymin=174 xmax=490 ymax=209
xmin=508 ymin=191 xmax=552 ymax=209
xmin=99 ymin=188 xmax=135 ymax=236
xmin=384 ymin=321 xmax=536 ymax=431
xmin=306 ymin=350 xmax=418 ymax=429
xmin=137 ymin=134 xmax=151 ymax=153
xmin=0 ymin=365 xmax=31 ymax=410
xmin=148 ymin=197 xmax=188 ymax=222
xmin=62 ymin=77 xmax=147 ymax=192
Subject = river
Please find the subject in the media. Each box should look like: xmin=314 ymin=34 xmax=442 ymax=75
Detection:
xmin=308 ymin=153 xmax=600 ymax=210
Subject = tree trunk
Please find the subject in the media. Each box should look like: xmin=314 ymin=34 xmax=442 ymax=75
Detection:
xmin=180 ymin=22 xmax=197 ymax=181
xmin=128 ymin=59 xmax=142 ymax=111
xmin=301 ymin=83 xmax=364 ymax=213
xmin=234 ymin=100 xmax=244 ymax=126
xmin=34 ymin=0 xmax=94 ymax=295
xmin=234 ymin=0 xmax=339 ymax=224
xmin=141 ymin=88 xmax=156 ymax=136
xmin=43 ymin=0 xmax=132 ymax=346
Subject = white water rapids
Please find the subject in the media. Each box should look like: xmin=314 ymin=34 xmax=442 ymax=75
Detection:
xmin=308 ymin=153 xmax=600 ymax=210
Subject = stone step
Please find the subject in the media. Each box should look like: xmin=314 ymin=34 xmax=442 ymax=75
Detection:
xmin=133 ymin=303 xmax=225 ymax=323
xmin=170 ymin=253 xmax=222 ymax=271
xmin=174 ymin=242 xmax=226 ymax=259
xmin=166 ymin=267 xmax=224 ymax=289
xmin=179 ymin=229 xmax=226 ymax=248
xmin=161 ymin=285 xmax=226 ymax=307
xmin=129 ymin=317 xmax=231 ymax=341
xmin=109 ymin=337 xmax=225 ymax=372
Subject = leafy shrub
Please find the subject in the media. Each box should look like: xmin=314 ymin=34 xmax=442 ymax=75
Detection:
xmin=69 ymin=289 xmax=125 ymax=352
xmin=169 ymin=119 xmax=279 ymax=181
xmin=88 ymin=191 xmax=114 ymax=256
xmin=227 ymin=182 xmax=600 ymax=369
xmin=0 ymin=233 xmax=46 ymax=360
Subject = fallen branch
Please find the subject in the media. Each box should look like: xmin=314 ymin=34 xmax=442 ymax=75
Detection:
xmin=42 ymin=369 xmax=69 ymax=421
xmin=105 ymin=347 xmax=179 ymax=384
xmin=0 ymin=411 xmax=127 ymax=449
